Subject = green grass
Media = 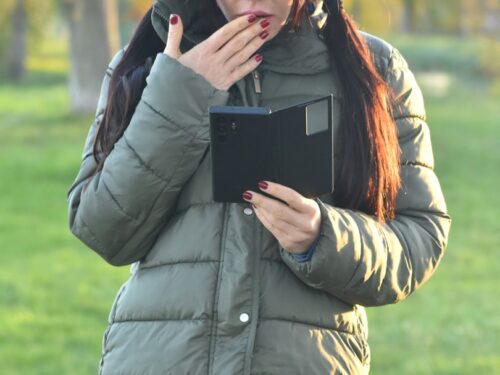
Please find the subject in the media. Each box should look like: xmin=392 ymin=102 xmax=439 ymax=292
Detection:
xmin=0 ymin=38 xmax=130 ymax=375
xmin=367 ymin=74 xmax=500 ymax=374
xmin=0 ymin=35 xmax=499 ymax=374
xmin=365 ymin=36 xmax=500 ymax=374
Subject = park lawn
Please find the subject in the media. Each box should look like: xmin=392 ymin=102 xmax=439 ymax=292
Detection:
xmin=366 ymin=36 xmax=500 ymax=375
xmin=366 ymin=75 xmax=500 ymax=374
xmin=0 ymin=36 xmax=498 ymax=374
xmin=0 ymin=38 xmax=132 ymax=375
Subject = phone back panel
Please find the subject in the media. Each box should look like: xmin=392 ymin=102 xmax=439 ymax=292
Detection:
xmin=209 ymin=95 xmax=334 ymax=203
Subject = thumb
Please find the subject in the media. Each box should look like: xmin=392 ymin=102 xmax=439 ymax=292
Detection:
xmin=164 ymin=14 xmax=183 ymax=59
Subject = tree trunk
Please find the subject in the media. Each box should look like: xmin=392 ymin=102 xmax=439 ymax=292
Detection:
xmin=401 ymin=0 xmax=416 ymax=33
xmin=68 ymin=0 xmax=120 ymax=113
xmin=8 ymin=0 xmax=27 ymax=81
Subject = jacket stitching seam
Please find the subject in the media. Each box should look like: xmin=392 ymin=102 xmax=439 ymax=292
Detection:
xmin=107 ymin=132 xmax=197 ymax=265
xmin=106 ymin=181 xmax=171 ymax=265
xmin=401 ymin=160 xmax=433 ymax=170
xmin=101 ymin=179 xmax=139 ymax=223
xmin=242 ymin=218 xmax=261 ymax=374
xmin=395 ymin=114 xmax=426 ymax=121
xmin=122 ymin=135 xmax=168 ymax=183
xmin=383 ymin=47 xmax=397 ymax=82
xmin=208 ymin=203 xmax=228 ymax=375
xmin=139 ymin=260 xmax=220 ymax=270
xmin=334 ymin=210 xmax=366 ymax=293
xmin=259 ymin=317 xmax=359 ymax=336
xmin=112 ymin=318 xmax=209 ymax=323
xmin=142 ymin=99 xmax=198 ymax=139
xmin=386 ymin=221 xmax=414 ymax=300
xmin=173 ymin=201 xmax=221 ymax=217
xmin=76 ymin=214 xmax=108 ymax=255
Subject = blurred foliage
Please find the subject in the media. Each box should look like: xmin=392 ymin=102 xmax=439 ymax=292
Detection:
xmin=117 ymin=0 xmax=150 ymax=45
xmin=342 ymin=0 xmax=499 ymax=35
xmin=479 ymin=37 xmax=500 ymax=77
xmin=125 ymin=0 xmax=150 ymax=20
xmin=0 ymin=0 xmax=18 ymax=74
xmin=0 ymin=0 xmax=498 ymax=83
xmin=480 ymin=37 xmax=500 ymax=98
xmin=342 ymin=0 xmax=500 ymax=93
xmin=0 ymin=0 xmax=57 ymax=76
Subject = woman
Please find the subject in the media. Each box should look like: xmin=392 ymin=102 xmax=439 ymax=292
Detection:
xmin=67 ymin=0 xmax=451 ymax=373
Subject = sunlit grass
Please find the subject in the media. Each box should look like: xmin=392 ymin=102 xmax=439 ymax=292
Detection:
xmin=367 ymin=73 xmax=500 ymax=374
xmin=365 ymin=35 xmax=500 ymax=375
xmin=0 ymin=36 xmax=130 ymax=375
xmin=0 ymin=34 xmax=499 ymax=374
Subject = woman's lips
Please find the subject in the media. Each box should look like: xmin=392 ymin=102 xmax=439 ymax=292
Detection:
xmin=239 ymin=10 xmax=273 ymax=17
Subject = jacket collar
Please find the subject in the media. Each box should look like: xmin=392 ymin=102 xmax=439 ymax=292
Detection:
xmin=151 ymin=0 xmax=331 ymax=75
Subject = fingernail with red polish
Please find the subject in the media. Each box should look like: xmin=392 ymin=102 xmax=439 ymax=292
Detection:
xmin=260 ymin=31 xmax=269 ymax=40
xmin=170 ymin=14 xmax=178 ymax=25
xmin=248 ymin=14 xmax=257 ymax=23
xmin=243 ymin=191 xmax=253 ymax=201
xmin=255 ymin=54 xmax=263 ymax=62
xmin=260 ymin=19 xmax=270 ymax=28
xmin=258 ymin=181 xmax=268 ymax=190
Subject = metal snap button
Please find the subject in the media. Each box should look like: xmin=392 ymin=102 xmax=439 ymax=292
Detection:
xmin=243 ymin=207 xmax=253 ymax=216
xmin=239 ymin=313 xmax=250 ymax=323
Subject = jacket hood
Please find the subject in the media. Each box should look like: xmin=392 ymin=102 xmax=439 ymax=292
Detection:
xmin=151 ymin=0 xmax=331 ymax=75
xmin=151 ymin=0 xmax=227 ymax=47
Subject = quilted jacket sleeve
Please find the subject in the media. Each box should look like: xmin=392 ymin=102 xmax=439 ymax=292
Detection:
xmin=67 ymin=50 xmax=229 ymax=266
xmin=279 ymin=47 xmax=451 ymax=307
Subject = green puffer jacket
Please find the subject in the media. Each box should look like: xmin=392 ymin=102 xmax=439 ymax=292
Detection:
xmin=67 ymin=1 xmax=451 ymax=374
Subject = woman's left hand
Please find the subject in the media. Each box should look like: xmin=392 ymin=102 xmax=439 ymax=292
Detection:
xmin=243 ymin=181 xmax=321 ymax=254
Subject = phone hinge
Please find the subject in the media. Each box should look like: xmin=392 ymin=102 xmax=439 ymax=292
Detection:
xmin=252 ymin=70 xmax=262 ymax=94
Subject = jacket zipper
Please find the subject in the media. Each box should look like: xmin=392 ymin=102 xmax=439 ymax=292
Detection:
xmin=243 ymin=213 xmax=262 ymax=375
xmin=208 ymin=203 xmax=229 ymax=375
xmin=252 ymin=70 xmax=262 ymax=94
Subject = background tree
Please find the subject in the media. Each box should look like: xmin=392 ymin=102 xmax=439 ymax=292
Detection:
xmin=343 ymin=0 xmax=402 ymax=35
xmin=0 ymin=0 xmax=55 ymax=80
xmin=63 ymin=0 xmax=120 ymax=113
xmin=0 ymin=0 xmax=497 ymax=110
xmin=401 ymin=0 xmax=416 ymax=32
xmin=7 ymin=0 xmax=27 ymax=80
xmin=118 ymin=0 xmax=151 ymax=43
xmin=125 ymin=0 xmax=150 ymax=20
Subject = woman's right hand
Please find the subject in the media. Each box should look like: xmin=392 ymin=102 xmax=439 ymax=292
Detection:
xmin=163 ymin=13 xmax=270 ymax=91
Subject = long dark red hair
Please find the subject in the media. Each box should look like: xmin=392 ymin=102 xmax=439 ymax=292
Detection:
xmin=93 ymin=1 xmax=401 ymax=221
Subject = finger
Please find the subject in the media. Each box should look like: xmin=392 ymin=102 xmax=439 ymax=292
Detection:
xmin=257 ymin=205 xmax=309 ymax=239
xmin=255 ymin=207 xmax=301 ymax=249
xmin=164 ymin=14 xmax=184 ymax=59
xmin=254 ymin=204 xmax=289 ymax=238
xmin=246 ymin=191 xmax=304 ymax=230
xmin=207 ymin=14 xmax=258 ymax=52
xmin=218 ymin=19 xmax=269 ymax=65
xmin=227 ymin=54 xmax=263 ymax=84
xmin=223 ymin=27 xmax=269 ymax=71
xmin=258 ymin=180 xmax=312 ymax=213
